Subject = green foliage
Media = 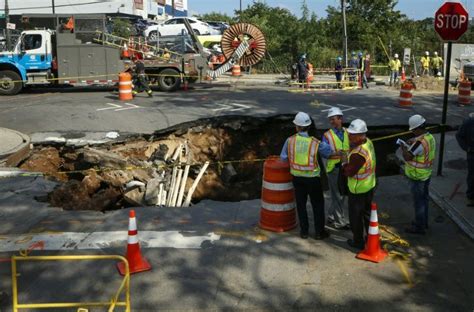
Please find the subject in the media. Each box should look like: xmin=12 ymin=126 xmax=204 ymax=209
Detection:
xmin=202 ymin=0 xmax=462 ymax=73
xmin=111 ymin=18 xmax=132 ymax=38
xmin=195 ymin=12 xmax=235 ymax=24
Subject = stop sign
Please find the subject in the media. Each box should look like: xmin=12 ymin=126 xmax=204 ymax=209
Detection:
xmin=435 ymin=2 xmax=469 ymax=41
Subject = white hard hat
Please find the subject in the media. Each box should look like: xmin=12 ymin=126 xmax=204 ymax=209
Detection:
xmin=327 ymin=107 xmax=343 ymax=118
xmin=425 ymin=51 xmax=429 ymax=55
xmin=293 ymin=112 xmax=312 ymax=127
xmin=434 ymin=51 xmax=438 ymax=56
xmin=347 ymin=119 xmax=368 ymax=134
xmin=394 ymin=53 xmax=399 ymax=58
xmin=408 ymin=114 xmax=426 ymax=131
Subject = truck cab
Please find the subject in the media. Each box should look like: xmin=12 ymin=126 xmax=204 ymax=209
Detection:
xmin=0 ymin=30 xmax=54 ymax=95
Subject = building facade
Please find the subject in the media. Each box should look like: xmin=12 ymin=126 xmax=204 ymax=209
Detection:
xmin=2 ymin=0 xmax=188 ymax=20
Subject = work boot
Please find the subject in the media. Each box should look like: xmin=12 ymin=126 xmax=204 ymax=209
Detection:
xmin=347 ymin=239 xmax=364 ymax=250
xmin=314 ymin=230 xmax=330 ymax=240
xmin=300 ymin=232 xmax=309 ymax=239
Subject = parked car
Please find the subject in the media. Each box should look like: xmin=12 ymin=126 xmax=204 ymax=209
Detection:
xmin=144 ymin=17 xmax=220 ymax=41
xmin=205 ymin=21 xmax=230 ymax=34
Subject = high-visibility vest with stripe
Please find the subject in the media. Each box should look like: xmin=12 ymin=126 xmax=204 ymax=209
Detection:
xmin=324 ymin=128 xmax=350 ymax=173
xmin=287 ymin=134 xmax=321 ymax=178
xmin=404 ymin=133 xmax=436 ymax=181
xmin=347 ymin=139 xmax=376 ymax=194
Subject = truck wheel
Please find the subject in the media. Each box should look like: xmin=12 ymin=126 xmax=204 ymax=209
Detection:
xmin=158 ymin=68 xmax=181 ymax=92
xmin=0 ymin=70 xmax=23 ymax=95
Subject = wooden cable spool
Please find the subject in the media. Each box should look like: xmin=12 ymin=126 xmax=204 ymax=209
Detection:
xmin=221 ymin=23 xmax=266 ymax=67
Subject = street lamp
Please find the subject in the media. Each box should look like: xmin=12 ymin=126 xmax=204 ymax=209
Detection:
xmin=4 ymin=0 xmax=10 ymax=49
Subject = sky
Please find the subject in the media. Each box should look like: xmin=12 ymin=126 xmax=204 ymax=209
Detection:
xmin=188 ymin=0 xmax=474 ymax=20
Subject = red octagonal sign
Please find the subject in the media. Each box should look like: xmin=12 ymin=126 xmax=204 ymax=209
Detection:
xmin=435 ymin=2 xmax=469 ymax=41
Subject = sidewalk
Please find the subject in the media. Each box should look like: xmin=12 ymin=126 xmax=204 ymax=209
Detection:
xmin=0 ymin=173 xmax=473 ymax=310
xmin=430 ymin=132 xmax=474 ymax=239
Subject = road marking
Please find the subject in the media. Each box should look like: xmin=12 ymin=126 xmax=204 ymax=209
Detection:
xmin=0 ymin=231 xmax=221 ymax=252
xmin=319 ymin=103 xmax=356 ymax=112
xmin=96 ymin=103 xmax=140 ymax=112
xmin=212 ymin=103 xmax=252 ymax=112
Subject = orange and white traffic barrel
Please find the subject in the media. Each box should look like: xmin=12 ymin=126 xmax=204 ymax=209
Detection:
xmin=458 ymin=80 xmax=471 ymax=106
xmin=232 ymin=64 xmax=241 ymax=76
xmin=399 ymin=81 xmax=414 ymax=107
xmin=259 ymin=156 xmax=297 ymax=232
xmin=119 ymin=72 xmax=133 ymax=101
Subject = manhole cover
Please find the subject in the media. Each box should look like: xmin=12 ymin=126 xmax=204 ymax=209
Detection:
xmin=0 ymin=127 xmax=31 ymax=166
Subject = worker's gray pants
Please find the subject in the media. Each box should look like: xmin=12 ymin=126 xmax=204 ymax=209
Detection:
xmin=326 ymin=167 xmax=348 ymax=227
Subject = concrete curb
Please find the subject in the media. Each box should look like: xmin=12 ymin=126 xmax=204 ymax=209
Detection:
xmin=430 ymin=186 xmax=474 ymax=240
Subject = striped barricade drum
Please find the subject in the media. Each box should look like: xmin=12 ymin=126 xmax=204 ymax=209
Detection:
xmin=458 ymin=80 xmax=471 ymax=106
xmin=259 ymin=156 xmax=297 ymax=232
xmin=399 ymin=82 xmax=414 ymax=107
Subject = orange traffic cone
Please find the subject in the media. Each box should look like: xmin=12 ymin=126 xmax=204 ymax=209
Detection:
xmin=117 ymin=209 xmax=152 ymax=275
xmin=356 ymin=203 xmax=388 ymax=263
xmin=401 ymin=66 xmax=406 ymax=82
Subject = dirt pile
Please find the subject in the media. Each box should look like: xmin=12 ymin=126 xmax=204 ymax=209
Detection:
xmin=412 ymin=76 xmax=445 ymax=91
xmin=20 ymin=116 xmax=295 ymax=211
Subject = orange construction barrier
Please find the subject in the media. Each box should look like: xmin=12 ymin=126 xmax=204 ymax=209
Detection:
xmin=458 ymin=80 xmax=471 ymax=106
xmin=399 ymin=81 xmax=415 ymax=107
xmin=356 ymin=203 xmax=388 ymax=263
xmin=259 ymin=156 xmax=297 ymax=232
xmin=121 ymin=43 xmax=131 ymax=59
xmin=119 ymin=72 xmax=133 ymax=101
xmin=117 ymin=209 xmax=152 ymax=275
xmin=401 ymin=66 xmax=406 ymax=82
xmin=232 ymin=65 xmax=241 ymax=76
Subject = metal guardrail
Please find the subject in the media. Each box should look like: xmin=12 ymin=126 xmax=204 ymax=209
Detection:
xmin=11 ymin=255 xmax=131 ymax=312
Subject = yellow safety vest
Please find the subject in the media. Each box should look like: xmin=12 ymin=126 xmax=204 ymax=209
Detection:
xmin=324 ymin=128 xmax=349 ymax=173
xmin=287 ymin=134 xmax=321 ymax=178
xmin=389 ymin=59 xmax=401 ymax=71
xmin=347 ymin=139 xmax=376 ymax=194
xmin=431 ymin=56 xmax=442 ymax=68
xmin=404 ymin=133 xmax=436 ymax=181
xmin=421 ymin=56 xmax=430 ymax=68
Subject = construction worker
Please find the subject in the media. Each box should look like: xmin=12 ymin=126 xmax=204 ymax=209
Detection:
xmin=358 ymin=52 xmax=368 ymax=89
xmin=335 ymin=56 xmax=343 ymax=88
xmin=401 ymin=115 xmax=436 ymax=234
xmin=348 ymin=51 xmax=359 ymax=82
xmin=455 ymin=113 xmax=474 ymax=207
xmin=420 ymin=51 xmax=430 ymax=76
xmin=342 ymin=119 xmax=376 ymax=249
xmin=280 ymin=112 xmax=333 ymax=240
xmin=132 ymin=59 xmax=153 ymax=97
xmin=323 ymin=107 xmax=350 ymax=230
xmin=431 ymin=51 xmax=443 ymax=76
xmin=388 ymin=54 xmax=401 ymax=86
xmin=297 ymin=54 xmax=309 ymax=88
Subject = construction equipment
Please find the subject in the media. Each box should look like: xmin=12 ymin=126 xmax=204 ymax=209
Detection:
xmin=0 ymin=15 xmax=267 ymax=95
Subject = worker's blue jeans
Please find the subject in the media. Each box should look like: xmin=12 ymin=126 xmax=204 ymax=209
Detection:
xmin=410 ymin=178 xmax=430 ymax=230
xmin=390 ymin=70 xmax=398 ymax=86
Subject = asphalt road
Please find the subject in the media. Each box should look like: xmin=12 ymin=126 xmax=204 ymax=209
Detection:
xmin=0 ymin=82 xmax=472 ymax=136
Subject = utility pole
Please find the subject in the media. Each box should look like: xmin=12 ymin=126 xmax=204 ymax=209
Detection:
xmin=52 ymin=0 xmax=55 ymax=14
xmin=341 ymin=0 xmax=348 ymax=67
xmin=5 ymin=0 xmax=10 ymax=50
xmin=240 ymin=0 xmax=242 ymax=21
xmin=52 ymin=0 xmax=56 ymax=28
xmin=172 ymin=0 xmax=175 ymax=17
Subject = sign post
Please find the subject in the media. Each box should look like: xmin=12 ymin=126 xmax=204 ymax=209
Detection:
xmin=434 ymin=2 xmax=469 ymax=176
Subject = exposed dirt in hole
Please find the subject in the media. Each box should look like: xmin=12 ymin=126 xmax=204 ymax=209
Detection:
xmin=18 ymin=115 xmax=448 ymax=211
